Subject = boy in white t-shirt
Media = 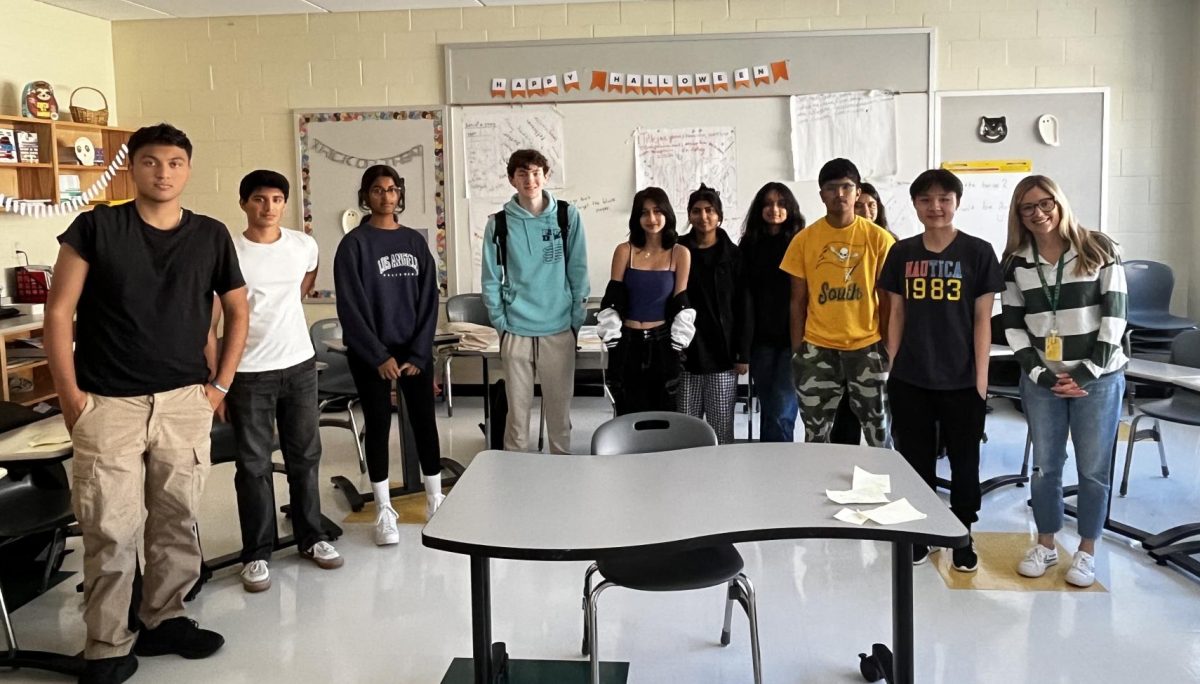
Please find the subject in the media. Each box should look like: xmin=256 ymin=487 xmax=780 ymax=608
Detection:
xmin=221 ymin=170 xmax=343 ymax=593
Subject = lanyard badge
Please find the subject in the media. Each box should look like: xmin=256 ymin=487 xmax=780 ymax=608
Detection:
xmin=1031 ymin=242 xmax=1066 ymax=362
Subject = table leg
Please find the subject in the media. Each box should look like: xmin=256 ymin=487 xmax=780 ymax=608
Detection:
xmin=470 ymin=555 xmax=494 ymax=684
xmin=892 ymin=542 xmax=914 ymax=684
xmin=482 ymin=358 xmax=492 ymax=450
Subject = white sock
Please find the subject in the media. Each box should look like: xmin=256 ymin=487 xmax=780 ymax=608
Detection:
xmin=372 ymin=480 xmax=394 ymax=512
xmin=424 ymin=473 xmax=442 ymax=499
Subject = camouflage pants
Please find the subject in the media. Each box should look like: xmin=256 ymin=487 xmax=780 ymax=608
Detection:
xmin=792 ymin=341 xmax=891 ymax=447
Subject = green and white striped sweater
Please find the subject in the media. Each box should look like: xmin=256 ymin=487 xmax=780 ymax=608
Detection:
xmin=1001 ymin=242 xmax=1128 ymax=389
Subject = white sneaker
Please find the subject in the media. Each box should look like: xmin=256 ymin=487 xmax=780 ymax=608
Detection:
xmin=240 ymin=560 xmax=270 ymax=593
xmin=302 ymin=541 xmax=344 ymax=569
xmin=426 ymin=492 xmax=446 ymax=520
xmin=1017 ymin=544 xmax=1058 ymax=578
xmin=374 ymin=506 xmax=400 ymax=546
xmin=1065 ymin=550 xmax=1096 ymax=587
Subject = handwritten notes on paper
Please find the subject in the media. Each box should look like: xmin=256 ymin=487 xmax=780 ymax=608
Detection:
xmin=955 ymin=172 xmax=1024 ymax=259
xmin=463 ymin=107 xmax=567 ymax=198
xmin=790 ymin=90 xmax=897 ymax=181
xmin=829 ymin=466 xmax=926 ymax=526
xmin=634 ymin=127 xmax=738 ymax=219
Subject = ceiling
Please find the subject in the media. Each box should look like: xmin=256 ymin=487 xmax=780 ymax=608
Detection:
xmin=33 ymin=0 xmax=608 ymax=21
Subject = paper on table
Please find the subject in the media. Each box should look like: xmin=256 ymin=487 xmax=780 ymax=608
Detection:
xmin=834 ymin=498 xmax=927 ymax=526
xmin=27 ymin=426 xmax=71 ymax=448
xmin=852 ymin=466 xmax=891 ymax=494
xmin=826 ymin=488 xmax=890 ymax=504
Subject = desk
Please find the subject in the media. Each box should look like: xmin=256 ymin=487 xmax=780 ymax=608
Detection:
xmin=423 ymin=443 xmax=969 ymax=684
xmin=0 ymin=413 xmax=83 ymax=677
xmin=324 ymin=335 xmax=466 ymax=511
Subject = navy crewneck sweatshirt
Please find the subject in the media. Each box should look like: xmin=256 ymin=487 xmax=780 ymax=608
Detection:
xmin=333 ymin=222 xmax=439 ymax=369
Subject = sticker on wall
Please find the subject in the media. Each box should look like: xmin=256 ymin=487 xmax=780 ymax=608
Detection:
xmin=1037 ymin=114 xmax=1060 ymax=146
xmin=978 ymin=116 xmax=1008 ymax=143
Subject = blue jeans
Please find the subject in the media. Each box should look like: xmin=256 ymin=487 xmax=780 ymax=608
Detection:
xmin=750 ymin=345 xmax=798 ymax=442
xmin=1020 ymin=370 xmax=1125 ymax=540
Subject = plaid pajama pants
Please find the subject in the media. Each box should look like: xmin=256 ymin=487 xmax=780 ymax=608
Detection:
xmin=677 ymin=369 xmax=738 ymax=445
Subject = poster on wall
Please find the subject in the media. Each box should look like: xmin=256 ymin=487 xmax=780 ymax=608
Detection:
xmin=634 ymin=126 xmax=738 ymax=220
xmin=296 ymin=108 xmax=448 ymax=294
xmin=462 ymin=105 xmax=567 ymax=198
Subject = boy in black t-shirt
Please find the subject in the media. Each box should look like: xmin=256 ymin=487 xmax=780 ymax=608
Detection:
xmin=45 ymin=124 xmax=248 ymax=684
xmin=878 ymin=169 xmax=1004 ymax=572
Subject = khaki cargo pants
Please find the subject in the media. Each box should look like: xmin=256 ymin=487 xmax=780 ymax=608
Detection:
xmin=70 ymin=384 xmax=213 ymax=659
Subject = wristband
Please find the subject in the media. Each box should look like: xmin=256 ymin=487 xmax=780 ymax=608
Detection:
xmin=210 ymin=381 xmax=229 ymax=394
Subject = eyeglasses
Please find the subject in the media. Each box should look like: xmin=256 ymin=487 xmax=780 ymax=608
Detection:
xmin=369 ymin=186 xmax=401 ymax=197
xmin=1018 ymin=198 xmax=1057 ymax=217
xmin=821 ymin=182 xmax=857 ymax=195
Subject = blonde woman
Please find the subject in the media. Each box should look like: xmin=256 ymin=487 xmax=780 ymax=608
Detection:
xmin=1001 ymin=175 xmax=1127 ymax=588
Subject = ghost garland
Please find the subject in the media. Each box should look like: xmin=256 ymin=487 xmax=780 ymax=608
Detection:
xmin=0 ymin=144 xmax=128 ymax=217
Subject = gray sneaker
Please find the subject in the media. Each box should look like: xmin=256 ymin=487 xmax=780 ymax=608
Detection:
xmin=1017 ymin=544 xmax=1058 ymax=578
xmin=240 ymin=560 xmax=270 ymax=593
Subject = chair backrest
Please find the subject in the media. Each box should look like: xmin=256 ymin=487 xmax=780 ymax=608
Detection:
xmin=990 ymin=312 xmax=1007 ymax=346
xmin=446 ymin=294 xmax=491 ymax=326
xmin=309 ymin=318 xmax=357 ymax=396
xmin=1169 ymin=329 xmax=1200 ymax=369
xmin=590 ymin=411 xmax=718 ymax=456
xmin=1124 ymin=260 xmax=1175 ymax=316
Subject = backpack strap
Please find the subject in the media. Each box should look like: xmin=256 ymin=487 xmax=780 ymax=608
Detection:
xmin=492 ymin=210 xmax=509 ymax=285
xmin=557 ymin=200 xmax=570 ymax=277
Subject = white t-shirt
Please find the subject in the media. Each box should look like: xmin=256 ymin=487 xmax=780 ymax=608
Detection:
xmin=235 ymin=228 xmax=319 ymax=372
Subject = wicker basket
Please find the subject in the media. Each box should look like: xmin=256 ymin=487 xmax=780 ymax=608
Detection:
xmin=69 ymin=86 xmax=109 ymax=126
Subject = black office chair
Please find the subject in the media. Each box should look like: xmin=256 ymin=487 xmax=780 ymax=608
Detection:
xmin=986 ymin=315 xmax=1032 ymax=482
xmin=583 ymin=412 xmax=762 ymax=684
xmin=310 ymin=318 xmax=366 ymax=473
xmin=443 ymin=294 xmax=492 ymax=418
xmin=1120 ymin=329 xmax=1200 ymax=496
xmin=0 ymin=404 xmax=81 ymax=676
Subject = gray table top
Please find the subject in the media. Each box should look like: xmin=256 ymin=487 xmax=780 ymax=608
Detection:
xmin=0 ymin=415 xmax=71 ymax=463
xmin=422 ymin=443 xmax=969 ymax=561
xmin=1125 ymin=358 xmax=1200 ymax=384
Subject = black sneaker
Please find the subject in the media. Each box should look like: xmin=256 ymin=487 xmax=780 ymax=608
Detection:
xmin=912 ymin=544 xmax=930 ymax=565
xmin=134 ymin=617 xmax=224 ymax=659
xmin=952 ymin=540 xmax=979 ymax=573
xmin=80 ymin=653 xmax=138 ymax=684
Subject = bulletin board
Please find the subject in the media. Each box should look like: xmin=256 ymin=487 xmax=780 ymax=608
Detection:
xmin=936 ymin=88 xmax=1110 ymax=258
xmin=294 ymin=108 xmax=448 ymax=294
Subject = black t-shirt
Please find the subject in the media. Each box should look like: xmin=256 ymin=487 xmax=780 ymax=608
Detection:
xmin=58 ymin=203 xmax=244 ymax=397
xmin=878 ymin=231 xmax=1003 ymax=390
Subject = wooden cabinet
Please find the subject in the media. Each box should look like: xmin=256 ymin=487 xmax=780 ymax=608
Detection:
xmin=0 ymin=316 xmax=54 ymax=406
xmin=0 ymin=114 xmax=134 ymax=211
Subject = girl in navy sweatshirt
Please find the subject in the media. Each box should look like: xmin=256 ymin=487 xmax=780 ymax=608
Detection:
xmin=334 ymin=165 xmax=441 ymax=545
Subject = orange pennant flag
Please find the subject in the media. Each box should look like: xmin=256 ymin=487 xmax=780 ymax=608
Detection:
xmin=658 ymin=75 xmax=673 ymax=95
xmin=626 ymin=74 xmax=642 ymax=95
xmin=528 ymin=77 xmax=544 ymax=97
xmin=713 ymin=72 xmax=729 ymax=91
xmin=564 ymin=71 xmax=581 ymax=91
xmin=771 ymin=60 xmax=789 ymax=82
xmin=590 ymin=71 xmax=607 ymax=90
xmin=695 ymin=73 xmax=712 ymax=94
xmin=644 ymin=75 xmax=659 ymax=95
xmin=677 ymin=74 xmax=694 ymax=94
xmin=490 ymin=78 xmax=507 ymax=98
xmin=733 ymin=68 xmax=751 ymax=89
xmin=753 ymin=65 xmax=770 ymax=86
xmin=511 ymin=78 xmax=527 ymax=97
xmin=607 ymin=72 xmax=624 ymax=93
xmin=544 ymin=74 xmax=559 ymax=94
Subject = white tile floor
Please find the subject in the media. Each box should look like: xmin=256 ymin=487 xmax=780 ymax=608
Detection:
xmin=8 ymin=394 xmax=1200 ymax=683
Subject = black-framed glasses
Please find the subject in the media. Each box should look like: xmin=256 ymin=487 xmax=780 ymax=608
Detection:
xmin=1018 ymin=198 xmax=1057 ymax=217
xmin=369 ymin=186 xmax=401 ymax=197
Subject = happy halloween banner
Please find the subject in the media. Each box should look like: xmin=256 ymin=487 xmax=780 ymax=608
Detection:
xmin=489 ymin=61 xmax=789 ymax=99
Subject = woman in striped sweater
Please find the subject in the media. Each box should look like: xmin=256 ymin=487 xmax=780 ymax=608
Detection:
xmin=1001 ymin=175 xmax=1127 ymax=588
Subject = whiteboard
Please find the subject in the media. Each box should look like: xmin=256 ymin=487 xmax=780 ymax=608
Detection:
xmin=448 ymin=94 xmax=930 ymax=295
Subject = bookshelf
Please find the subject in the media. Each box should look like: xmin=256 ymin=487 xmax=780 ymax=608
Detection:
xmin=0 ymin=114 xmax=134 ymax=212
xmin=0 ymin=316 xmax=53 ymax=406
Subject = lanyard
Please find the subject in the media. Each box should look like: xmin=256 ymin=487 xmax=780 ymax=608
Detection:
xmin=1030 ymin=241 xmax=1066 ymax=319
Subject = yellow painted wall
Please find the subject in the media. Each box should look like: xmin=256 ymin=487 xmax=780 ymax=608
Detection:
xmin=0 ymin=0 xmax=117 ymax=285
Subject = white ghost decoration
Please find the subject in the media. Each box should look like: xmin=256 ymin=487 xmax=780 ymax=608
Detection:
xmin=74 ymin=137 xmax=95 ymax=165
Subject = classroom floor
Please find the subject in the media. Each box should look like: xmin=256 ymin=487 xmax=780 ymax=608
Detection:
xmin=8 ymin=393 xmax=1200 ymax=683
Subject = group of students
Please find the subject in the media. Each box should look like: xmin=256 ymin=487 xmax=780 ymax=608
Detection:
xmin=42 ymin=123 xmax=1126 ymax=684
xmin=584 ymin=156 xmax=1124 ymax=588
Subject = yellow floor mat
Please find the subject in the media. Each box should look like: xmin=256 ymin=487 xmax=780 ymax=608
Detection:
xmin=932 ymin=532 xmax=1107 ymax=593
xmin=341 ymin=481 xmax=445 ymax=525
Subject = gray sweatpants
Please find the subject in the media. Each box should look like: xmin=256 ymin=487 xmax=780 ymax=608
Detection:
xmin=501 ymin=330 xmax=576 ymax=454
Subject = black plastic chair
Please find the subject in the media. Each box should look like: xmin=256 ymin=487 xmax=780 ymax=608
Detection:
xmin=443 ymin=294 xmax=491 ymax=418
xmin=1120 ymin=330 xmax=1200 ymax=496
xmin=310 ymin=318 xmax=366 ymax=473
xmin=987 ymin=315 xmax=1032 ymax=479
xmin=1124 ymin=261 xmax=1198 ymax=332
xmin=583 ymin=412 xmax=762 ymax=684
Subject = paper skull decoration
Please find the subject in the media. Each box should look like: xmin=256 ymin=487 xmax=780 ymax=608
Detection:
xmin=74 ymin=137 xmax=96 ymax=166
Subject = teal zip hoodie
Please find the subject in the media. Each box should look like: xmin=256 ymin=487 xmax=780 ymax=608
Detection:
xmin=480 ymin=190 xmax=589 ymax=336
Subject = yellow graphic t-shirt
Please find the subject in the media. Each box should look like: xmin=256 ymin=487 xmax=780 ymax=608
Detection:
xmin=779 ymin=215 xmax=896 ymax=351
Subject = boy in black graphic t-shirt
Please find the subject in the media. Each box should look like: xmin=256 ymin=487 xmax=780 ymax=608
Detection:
xmin=879 ymin=169 xmax=1004 ymax=572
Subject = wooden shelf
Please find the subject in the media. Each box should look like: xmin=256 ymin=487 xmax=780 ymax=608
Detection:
xmin=5 ymin=358 xmax=48 ymax=372
xmin=0 ymin=162 xmax=53 ymax=169
xmin=0 ymin=114 xmax=133 ymax=207
xmin=58 ymin=163 xmax=127 ymax=171
xmin=12 ymin=389 xmax=58 ymax=407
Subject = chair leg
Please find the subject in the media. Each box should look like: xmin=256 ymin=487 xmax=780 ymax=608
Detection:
xmin=1121 ymin=414 xmax=1143 ymax=497
xmin=1018 ymin=431 xmax=1033 ymax=481
xmin=444 ymin=357 xmax=454 ymax=417
xmin=1 ymin=582 xmax=19 ymax=654
xmin=733 ymin=573 xmax=763 ymax=684
xmin=587 ymin=580 xmax=614 ymax=684
xmin=581 ymin=563 xmax=600 ymax=656
xmin=537 ymin=396 xmax=546 ymax=452
xmin=721 ymin=580 xmax=736 ymax=646
xmin=347 ymin=398 xmax=366 ymax=474
xmin=1154 ymin=420 xmax=1170 ymax=477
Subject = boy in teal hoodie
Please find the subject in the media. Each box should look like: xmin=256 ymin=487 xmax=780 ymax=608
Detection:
xmin=481 ymin=149 xmax=589 ymax=453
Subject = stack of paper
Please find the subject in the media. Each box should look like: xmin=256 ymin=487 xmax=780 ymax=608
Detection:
xmin=834 ymin=499 xmax=927 ymax=526
xmin=828 ymin=466 xmax=927 ymax=526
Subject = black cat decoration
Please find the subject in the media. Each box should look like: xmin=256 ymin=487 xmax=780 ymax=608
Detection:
xmin=978 ymin=116 xmax=1008 ymax=142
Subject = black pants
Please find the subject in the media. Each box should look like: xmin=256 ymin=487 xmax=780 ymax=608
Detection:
xmin=347 ymin=350 xmax=442 ymax=482
xmin=887 ymin=377 xmax=986 ymax=526
xmin=607 ymin=325 xmax=680 ymax=416
xmin=829 ymin=391 xmax=861 ymax=445
xmin=226 ymin=356 xmax=325 ymax=562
